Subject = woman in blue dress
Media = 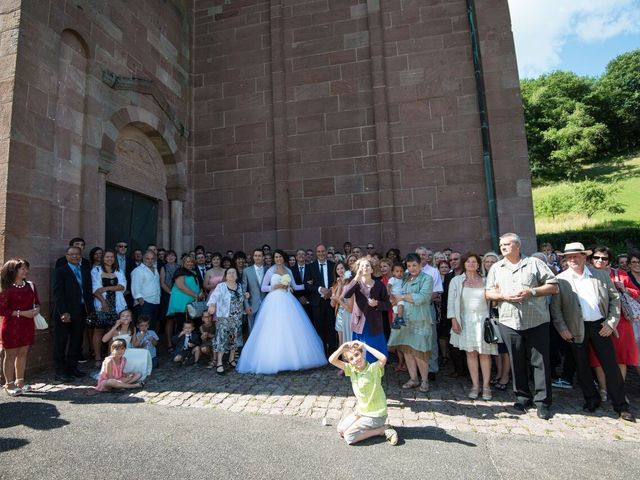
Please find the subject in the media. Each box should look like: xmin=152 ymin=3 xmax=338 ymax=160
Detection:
xmin=342 ymin=257 xmax=391 ymax=363
xmin=236 ymin=249 xmax=327 ymax=374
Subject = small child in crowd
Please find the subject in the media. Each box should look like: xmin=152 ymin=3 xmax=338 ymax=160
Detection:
xmin=171 ymin=319 xmax=201 ymax=366
xmin=96 ymin=339 xmax=143 ymax=391
xmin=329 ymin=340 xmax=398 ymax=446
xmin=132 ymin=315 xmax=160 ymax=368
xmin=387 ymin=262 xmax=406 ymax=329
xmin=199 ymin=311 xmax=216 ymax=368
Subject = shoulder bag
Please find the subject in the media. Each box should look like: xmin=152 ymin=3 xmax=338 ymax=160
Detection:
xmin=27 ymin=281 xmax=48 ymax=330
xmin=483 ymin=305 xmax=501 ymax=344
xmin=615 ymin=269 xmax=640 ymax=322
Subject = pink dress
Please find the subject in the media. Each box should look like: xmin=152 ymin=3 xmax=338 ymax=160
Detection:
xmin=96 ymin=356 xmax=127 ymax=391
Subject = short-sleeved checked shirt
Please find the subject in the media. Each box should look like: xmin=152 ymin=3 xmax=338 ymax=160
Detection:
xmin=486 ymin=256 xmax=558 ymax=330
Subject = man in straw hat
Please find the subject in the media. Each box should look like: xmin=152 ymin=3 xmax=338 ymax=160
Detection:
xmin=550 ymin=242 xmax=634 ymax=422
xmin=486 ymin=233 xmax=559 ymax=420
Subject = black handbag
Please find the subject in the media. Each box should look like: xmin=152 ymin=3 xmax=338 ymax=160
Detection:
xmin=483 ymin=317 xmax=499 ymax=344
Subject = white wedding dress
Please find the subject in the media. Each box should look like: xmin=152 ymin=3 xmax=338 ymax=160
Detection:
xmin=236 ymin=267 xmax=327 ymax=374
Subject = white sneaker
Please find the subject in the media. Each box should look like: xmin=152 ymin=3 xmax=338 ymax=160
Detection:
xmin=384 ymin=428 xmax=398 ymax=446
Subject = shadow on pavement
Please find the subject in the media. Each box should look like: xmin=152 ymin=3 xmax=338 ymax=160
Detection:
xmin=0 ymin=438 xmax=29 ymax=453
xmin=0 ymin=401 xmax=69 ymax=431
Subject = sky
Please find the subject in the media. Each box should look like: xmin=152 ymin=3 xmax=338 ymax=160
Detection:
xmin=508 ymin=0 xmax=640 ymax=78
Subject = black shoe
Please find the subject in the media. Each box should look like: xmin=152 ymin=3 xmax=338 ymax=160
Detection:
xmin=428 ymin=372 xmax=436 ymax=382
xmin=537 ymin=405 xmax=552 ymax=420
xmin=619 ymin=411 xmax=636 ymax=422
xmin=53 ymin=374 xmax=74 ymax=384
xmin=70 ymin=368 xmax=85 ymax=378
xmin=583 ymin=402 xmax=600 ymax=413
xmin=513 ymin=400 xmax=534 ymax=413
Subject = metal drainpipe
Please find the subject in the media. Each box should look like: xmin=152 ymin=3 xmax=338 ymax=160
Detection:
xmin=466 ymin=0 xmax=499 ymax=253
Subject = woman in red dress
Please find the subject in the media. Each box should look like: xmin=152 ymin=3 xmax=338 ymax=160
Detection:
xmin=588 ymin=247 xmax=640 ymax=399
xmin=0 ymin=259 xmax=41 ymax=396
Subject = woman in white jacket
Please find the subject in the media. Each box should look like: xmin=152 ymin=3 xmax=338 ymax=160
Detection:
xmin=448 ymin=252 xmax=497 ymax=400
xmin=90 ymin=249 xmax=127 ymax=368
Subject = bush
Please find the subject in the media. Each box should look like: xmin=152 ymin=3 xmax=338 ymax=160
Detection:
xmin=533 ymin=180 xmax=625 ymax=219
xmin=537 ymin=227 xmax=640 ymax=255
xmin=571 ymin=180 xmax=625 ymax=218
xmin=533 ymin=192 xmax=574 ymax=218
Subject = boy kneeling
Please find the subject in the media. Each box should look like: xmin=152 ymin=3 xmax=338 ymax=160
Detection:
xmin=329 ymin=341 xmax=398 ymax=446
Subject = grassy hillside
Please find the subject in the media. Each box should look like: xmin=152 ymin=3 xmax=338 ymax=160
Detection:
xmin=533 ymin=152 xmax=640 ymax=234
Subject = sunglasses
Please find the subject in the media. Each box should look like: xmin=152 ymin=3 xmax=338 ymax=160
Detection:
xmin=592 ymin=256 xmax=609 ymax=261
xmin=117 ymin=244 xmax=128 ymax=248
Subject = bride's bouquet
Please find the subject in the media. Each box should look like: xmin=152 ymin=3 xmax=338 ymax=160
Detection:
xmin=279 ymin=274 xmax=291 ymax=287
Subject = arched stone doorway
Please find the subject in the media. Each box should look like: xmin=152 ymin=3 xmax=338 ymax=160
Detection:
xmin=105 ymin=124 xmax=169 ymax=251
xmin=99 ymin=107 xmax=188 ymax=254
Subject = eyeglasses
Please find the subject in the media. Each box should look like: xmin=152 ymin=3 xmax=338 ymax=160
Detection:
xmin=630 ymin=260 xmax=640 ymax=265
xmin=117 ymin=244 xmax=128 ymax=248
xmin=367 ymin=246 xmax=374 ymax=250
xmin=592 ymin=256 xmax=609 ymax=261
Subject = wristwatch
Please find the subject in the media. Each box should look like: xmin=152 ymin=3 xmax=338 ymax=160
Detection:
xmin=531 ymin=288 xmax=537 ymax=297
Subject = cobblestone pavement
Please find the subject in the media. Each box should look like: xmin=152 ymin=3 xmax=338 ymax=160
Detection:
xmin=23 ymin=355 xmax=640 ymax=443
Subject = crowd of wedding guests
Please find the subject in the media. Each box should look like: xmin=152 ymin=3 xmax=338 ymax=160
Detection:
xmin=1 ymin=234 xmax=639 ymax=423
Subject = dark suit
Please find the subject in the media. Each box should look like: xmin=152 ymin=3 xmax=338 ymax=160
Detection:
xmin=304 ymin=259 xmax=336 ymax=356
xmin=52 ymin=262 xmax=95 ymax=375
xmin=194 ymin=265 xmax=208 ymax=289
xmin=292 ymin=263 xmax=312 ymax=320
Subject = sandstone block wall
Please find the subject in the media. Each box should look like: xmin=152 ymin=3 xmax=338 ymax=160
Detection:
xmin=1 ymin=0 xmax=191 ymax=370
xmin=191 ymin=0 xmax=535 ymax=254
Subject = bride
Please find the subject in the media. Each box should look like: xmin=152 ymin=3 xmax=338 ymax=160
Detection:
xmin=236 ymin=249 xmax=327 ymax=374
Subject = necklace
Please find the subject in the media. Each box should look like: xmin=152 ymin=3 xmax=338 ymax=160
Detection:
xmin=12 ymin=281 xmax=25 ymax=288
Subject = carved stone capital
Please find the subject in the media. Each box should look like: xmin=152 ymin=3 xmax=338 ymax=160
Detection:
xmin=98 ymin=149 xmax=116 ymax=174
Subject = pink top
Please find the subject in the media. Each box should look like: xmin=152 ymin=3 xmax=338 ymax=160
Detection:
xmin=208 ymin=274 xmax=224 ymax=291
xmin=96 ymin=355 xmax=127 ymax=391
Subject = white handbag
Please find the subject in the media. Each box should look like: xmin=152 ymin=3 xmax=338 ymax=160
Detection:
xmin=27 ymin=281 xmax=48 ymax=329
xmin=34 ymin=313 xmax=48 ymax=330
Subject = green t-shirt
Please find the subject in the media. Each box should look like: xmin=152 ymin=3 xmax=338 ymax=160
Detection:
xmin=344 ymin=361 xmax=387 ymax=418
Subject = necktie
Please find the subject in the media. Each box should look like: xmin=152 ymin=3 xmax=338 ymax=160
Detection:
xmin=319 ymin=263 xmax=325 ymax=288
xmin=72 ymin=264 xmax=82 ymax=286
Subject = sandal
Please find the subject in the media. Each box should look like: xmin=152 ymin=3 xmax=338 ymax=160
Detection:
xmin=419 ymin=380 xmax=429 ymax=393
xmin=4 ymin=383 xmax=22 ymax=397
xmin=402 ymin=379 xmax=420 ymax=389
xmin=468 ymin=387 xmax=479 ymax=399
xmin=15 ymin=379 xmax=32 ymax=392
xmin=216 ymin=365 xmax=225 ymax=375
xmin=494 ymin=381 xmax=508 ymax=391
xmin=229 ymin=360 xmax=237 ymax=368
xmin=206 ymin=362 xmax=215 ymax=369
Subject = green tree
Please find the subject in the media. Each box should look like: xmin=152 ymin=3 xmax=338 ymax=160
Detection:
xmin=520 ymin=71 xmax=599 ymax=179
xmin=572 ymin=180 xmax=625 ymax=218
xmin=592 ymin=49 xmax=640 ymax=151
xmin=543 ymin=103 xmax=608 ymax=179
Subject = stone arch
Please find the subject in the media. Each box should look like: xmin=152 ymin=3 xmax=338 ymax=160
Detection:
xmin=99 ymin=106 xmax=187 ymax=252
xmin=100 ymin=106 xmax=187 ymax=200
xmin=60 ymin=28 xmax=90 ymax=59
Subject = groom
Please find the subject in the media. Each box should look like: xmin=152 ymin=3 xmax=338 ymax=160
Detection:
xmin=242 ymin=248 xmax=267 ymax=334
xmin=305 ymin=243 xmax=336 ymax=357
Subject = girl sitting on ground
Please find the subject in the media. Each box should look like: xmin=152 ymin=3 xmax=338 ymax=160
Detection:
xmin=95 ymin=339 xmax=143 ymax=391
